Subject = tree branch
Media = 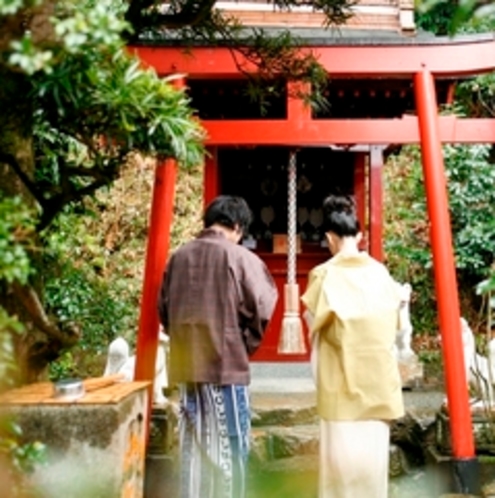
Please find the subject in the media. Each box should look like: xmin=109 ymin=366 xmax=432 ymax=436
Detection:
xmin=11 ymin=281 xmax=80 ymax=348
xmin=38 ymin=159 xmax=122 ymax=230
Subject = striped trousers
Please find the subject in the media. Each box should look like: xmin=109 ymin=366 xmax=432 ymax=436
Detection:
xmin=178 ymin=383 xmax=251 ymax=498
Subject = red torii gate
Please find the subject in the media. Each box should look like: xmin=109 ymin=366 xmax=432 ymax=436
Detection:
xmin=131 ymin=33 xmax=495 ymax=493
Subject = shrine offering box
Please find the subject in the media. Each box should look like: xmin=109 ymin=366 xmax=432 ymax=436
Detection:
xmin=273 ymin=234 xmax=302 ymax=254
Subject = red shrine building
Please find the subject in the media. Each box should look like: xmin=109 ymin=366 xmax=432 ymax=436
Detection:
xmin=132 ymin=1 xmax=495 ymax=483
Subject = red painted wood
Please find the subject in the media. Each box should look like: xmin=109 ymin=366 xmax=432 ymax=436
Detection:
xmin=131 ymin=37 xmax=495 ymax=78
xmin=353 ymin=153 xmax=366 ymax=249
xmin=287 ymin=82 xmax=311 ymax=121
xmin=414 ymin=69 xmax=475 ymax=459
xmin=135 ymin=159 xmax=177 ymax=378
xmin=203 ymin=146 xmax=219 ymax=208
xmin=135 ymin=78 xmax=184 ymax=399
xmin=135 ymin=158 xmax=178 ymax=394
xmin=250 ymin=253 xmax=327 ymax=362
xmin=368 ymin=146 xmax=384 ymax=261
xmin=201 ymin=117 xmax=495 ymax=145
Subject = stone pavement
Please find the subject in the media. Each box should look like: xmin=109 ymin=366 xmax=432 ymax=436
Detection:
xmin=250 ymin=361 xmax=315 ymax=394
xmin=249 ymin=361 xmax=446 ymax=415
xmin=146 ymin=362 xmax=495 ymax=498
xmin=247 ymin=362 xmax=495 ymax=498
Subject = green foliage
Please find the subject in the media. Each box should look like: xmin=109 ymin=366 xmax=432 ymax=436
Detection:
xmin=53 ymin=1 xmax=128 ymax=54
xmin=34 ymin=49 xmax=204 ymax=165
xmin=477 ymin=271 xmax=495 ymax=303
xmin=3 ymin=0 xmax=205 ymax=232
xmin=0 ymin=309 xmax=21 ymax=390
xmin=0 ymin=196 xmax=33 ymax=387
xmin=7 ymin=0 xmax=128 ymax=74
xmin=444 ymin=145 xmax=495 ymax=273
xmin=48 ymin=350 xmax=77 ymax=381
xmin=415 ymin=0 xmax=457 ymax=35
xmin=1 ymin=0 xmax=205 ymax=378
xmin=0 ymin=417 xmax=46 ymax=496
xmin=0 ymin=196 xmax=44 ymax=495
xmin=0 ymin=419 xmax=46 ymax=474
xmin=0 ymin=196 xmax=34 ymax=285
xmin=0 ymin=0 xmax=37 ymax=16
xmin=43 ymin=207 xmax=138 ymax=354
xmin=45 ymin=157 xmax=202 ymax=379
xmin=28 ymin=18 xmax=204 ymax=227
xmin=456 ymin=72 xmax=495 ymax=119
xmin=415 ymin=0 xmax=495 ymax=34
xmin=385 ymin=144 xmax=495 ymax=334
xmin=387 ymin=144 xmax=495 ymax=276
xmin=9 ymin=32 xmax=54 ymax=74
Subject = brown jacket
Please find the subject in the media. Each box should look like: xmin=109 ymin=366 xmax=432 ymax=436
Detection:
xmin=158 ymin=228 xmax=278 ymax=385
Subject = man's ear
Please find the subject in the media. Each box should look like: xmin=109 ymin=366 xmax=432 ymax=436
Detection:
xmin=232 ymin=224 xmax=243 ymax=243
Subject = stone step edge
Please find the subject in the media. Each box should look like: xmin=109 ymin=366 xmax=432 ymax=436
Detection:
xmin=251 ymin=405 xmax=318 ymax=428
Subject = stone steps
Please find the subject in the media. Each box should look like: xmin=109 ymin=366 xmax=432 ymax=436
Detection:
xmin=146 ymin=388 xmax=495 ymax=497
xmin=249 ymin=390 xmax=441 ymax=478
xmin=251 ymin=424 xmax=319 ymax=463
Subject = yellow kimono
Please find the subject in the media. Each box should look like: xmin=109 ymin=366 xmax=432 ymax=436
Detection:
xmin=302 ymin=252 xmax=405 ymax=498
xmin=301 ymin=252 xmax=404 ymax=421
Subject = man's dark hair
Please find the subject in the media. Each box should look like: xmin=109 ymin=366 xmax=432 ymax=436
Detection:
xmin=322 ymin=194 xmax=360 ymax=237
xmin=203 ymin=196 xmax=253 ymax=236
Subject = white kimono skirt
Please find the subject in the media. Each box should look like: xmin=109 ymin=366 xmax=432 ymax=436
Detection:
xmin=307 ymin=312 xmax=391 ymax=498
xmin=318 ymin=419 xmax=390 ymax=498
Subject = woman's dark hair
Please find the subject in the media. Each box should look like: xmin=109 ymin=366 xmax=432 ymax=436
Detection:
xmin=203 ymin=195 xmax=253 ymax=236
xmin=322 ymin=194 xmax=360 ymax=237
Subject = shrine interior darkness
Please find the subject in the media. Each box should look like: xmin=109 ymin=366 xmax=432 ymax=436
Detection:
xmin=219 ymin=147 xmax=354 ymax=253
xmin=187 ymin=77 xmax=452 ymax=119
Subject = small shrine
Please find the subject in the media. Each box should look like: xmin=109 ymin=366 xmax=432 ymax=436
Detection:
xmin=131 ymin=1 xmax=495 ymax=361
xmin=130 ymin=2 xmax=495 ymax=490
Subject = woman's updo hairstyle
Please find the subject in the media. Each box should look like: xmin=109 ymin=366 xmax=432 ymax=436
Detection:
xmin=322 ymin=194 xmax=360 ymax=237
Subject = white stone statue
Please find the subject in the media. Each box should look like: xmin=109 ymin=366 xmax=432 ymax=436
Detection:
xmin=460 ymin=317 xmax=495 ymax=404
xmin=393 ymin=282 xmax=424 ymax=388
xmin=103 ymin=330 xmax=169 ymax=405
xmin=394 ymin=282 xmax=415 ymax=362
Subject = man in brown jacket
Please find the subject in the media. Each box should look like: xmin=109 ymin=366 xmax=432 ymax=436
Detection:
xmin=158 ymin=195 xmax=278 ymax=498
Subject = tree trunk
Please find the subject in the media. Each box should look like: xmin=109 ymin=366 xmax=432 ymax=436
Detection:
xmin=0 ymin=66 xmax=78 ymax=384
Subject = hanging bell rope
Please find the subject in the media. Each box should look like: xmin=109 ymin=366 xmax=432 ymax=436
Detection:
xmin=278 ymin=150 xmax=307 ymax=355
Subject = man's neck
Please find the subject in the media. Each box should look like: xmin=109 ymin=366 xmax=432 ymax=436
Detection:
xmin=209 ymin=224 xmax=240 ymax=243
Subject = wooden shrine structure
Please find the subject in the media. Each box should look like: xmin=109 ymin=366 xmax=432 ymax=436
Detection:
xmin=130 ymin=2 xmax=495 ymax=492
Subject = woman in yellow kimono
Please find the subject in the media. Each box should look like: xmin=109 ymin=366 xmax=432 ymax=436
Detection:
xmin=301 ymin=194 xmax=404 ymax=498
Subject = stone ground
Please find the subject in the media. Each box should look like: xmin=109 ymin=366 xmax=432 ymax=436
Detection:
xmin=145 ymin=362 xmax=495 ymax=498
xmin=248 ymin=362 xmax=448 ymax=498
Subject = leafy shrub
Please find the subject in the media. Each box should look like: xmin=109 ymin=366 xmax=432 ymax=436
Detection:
xmin=0 ymin=197 xmax=46 ymax=495
xmin=0 ymin=196 xmax=34 ymax=286
xmin=385 ymin=144 xmax=495 ymax=335
xmin=0 ymin=418 xmax=46 ymax=497
xmin=43 ymin=158 xmax=202 ymax=378
xmin=42 ymin=206 xmax=139 ymax=378
xmin=0 ymin=196 xmax=35 ymax=387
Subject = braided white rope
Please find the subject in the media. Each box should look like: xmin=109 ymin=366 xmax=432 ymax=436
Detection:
xmin=287 ymin=151 xmax=297 ymax=285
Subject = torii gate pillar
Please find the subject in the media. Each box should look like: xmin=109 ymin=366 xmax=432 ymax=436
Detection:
xmin=134 ymin=158 xmax=177 ymax=393
xmin=414 ymin=68 xmax=479 ymax=494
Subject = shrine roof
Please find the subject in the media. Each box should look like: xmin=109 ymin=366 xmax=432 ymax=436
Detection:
xmin=136 ymin=28 xmax=494 ymax=48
